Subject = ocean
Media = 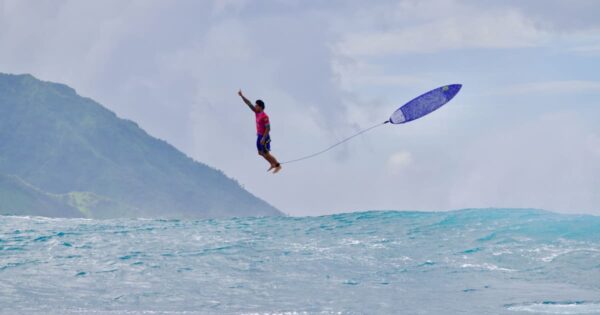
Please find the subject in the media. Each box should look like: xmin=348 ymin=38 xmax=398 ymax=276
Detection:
xmin=1 ymin=209 xmax=599 ymax=315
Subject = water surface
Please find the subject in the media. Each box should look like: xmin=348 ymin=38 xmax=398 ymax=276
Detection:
xmin=1 ymin=209 xmax=599 ymax=314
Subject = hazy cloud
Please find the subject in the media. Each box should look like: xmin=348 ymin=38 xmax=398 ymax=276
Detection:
xmin=338 ymin=9 xmax=547 ymax=56
xmin=498 ymin=80 xmax=600 ymax=95
xmin=1 ymin=0 xmax=599 ymax=215
xmin=447 ymin=111 xmax=600 ymax=213
xmin=387 ymin=151 xmax=413 ymax=174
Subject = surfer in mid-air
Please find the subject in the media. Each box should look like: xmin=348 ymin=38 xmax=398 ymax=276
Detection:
xmin=238 ymin=90 xmax=282 ymax=173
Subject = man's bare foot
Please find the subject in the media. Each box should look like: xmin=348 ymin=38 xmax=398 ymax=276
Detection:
xmin=267 ymin=165 xmax=276 ymax=172
xmin=272 ymin=165 xmax=282 ymax=174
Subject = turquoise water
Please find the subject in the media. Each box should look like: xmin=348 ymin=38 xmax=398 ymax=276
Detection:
xmin=1 ymin=209 xmax=599 ymax=314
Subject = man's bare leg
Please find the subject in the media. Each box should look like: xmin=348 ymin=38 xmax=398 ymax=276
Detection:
xmin=260 ymin=152 xmax=281 ymax=173
xmin=265 ymin=152 xmax=282 ymax=173
xmin=259 ymin=152 xmax=276 ymax=170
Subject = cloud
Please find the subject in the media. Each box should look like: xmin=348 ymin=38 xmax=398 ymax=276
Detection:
xmin=387 ymin=151 xmax=413 ymax=174
xmin=1 ymin=0 xmax=599 ymax=215
xmin=447 ymin=111 xmax=600 ymax=213
xmin=336 ymin=7 xmax=548 ymax=56
xmin=212 ymin=0 xmax=250 ymax=15
xmin=498 ymin=80 xmax=600 ymax=95
xmin=588 ymin=134 xmax=600 ymax=157
xmin=570 ymin=44 xmax=600 ymax=56
xmin=333 ymin=59 xmax=428 ymax=90
xmin=489 ymin=0 xmax=600 ymax=32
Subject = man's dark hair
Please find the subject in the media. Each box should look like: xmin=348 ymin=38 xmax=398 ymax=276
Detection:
xmin=256 ymin=99 xmax=265 ymax=109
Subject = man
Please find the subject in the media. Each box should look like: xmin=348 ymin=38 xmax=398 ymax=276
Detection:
xmin=238 ymin=90 xmax=282 ymax=173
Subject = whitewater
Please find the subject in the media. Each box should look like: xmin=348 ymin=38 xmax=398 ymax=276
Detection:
xmin=1 ymin=209 xmax=599 ymax=315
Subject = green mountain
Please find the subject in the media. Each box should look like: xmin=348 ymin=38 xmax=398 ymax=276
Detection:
xmin=0 ymin=174 xmax=81 ymax=217
xmin=0 ymin=73 xmax=282 ymax=218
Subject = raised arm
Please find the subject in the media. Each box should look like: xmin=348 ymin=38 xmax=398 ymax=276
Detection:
xmin=238 ymin=89 xmax=257 ymax=112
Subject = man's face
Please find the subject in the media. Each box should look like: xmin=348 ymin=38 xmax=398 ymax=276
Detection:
xmin=255 ymin=104 xmax=264 ymax=112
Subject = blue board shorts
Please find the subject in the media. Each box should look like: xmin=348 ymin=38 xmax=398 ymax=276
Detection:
xmin=257 ymin=134 xmax=271 ymax=153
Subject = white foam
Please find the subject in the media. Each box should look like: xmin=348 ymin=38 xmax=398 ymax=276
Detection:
xmin=507 ymin=302 xmax=600 ymax=314
xmin=541 ymin=248 xmax=600 ymax=262
xmin=461 ymin=263 xmax=515 ymax=272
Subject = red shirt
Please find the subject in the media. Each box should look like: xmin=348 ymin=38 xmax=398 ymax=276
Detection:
xmin=255 ymin=111 xmax=269 ymax=135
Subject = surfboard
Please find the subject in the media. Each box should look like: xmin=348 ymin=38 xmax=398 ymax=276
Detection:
xmin=389 ymin=84 xmax=462 ymax=124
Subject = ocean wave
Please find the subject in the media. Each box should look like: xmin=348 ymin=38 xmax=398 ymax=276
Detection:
xmin=1 ymin=209 xmax=599 ymax=314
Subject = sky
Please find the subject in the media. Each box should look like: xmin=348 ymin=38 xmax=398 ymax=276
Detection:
xmin=1 ymin=0 xmax=599 ymax=216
